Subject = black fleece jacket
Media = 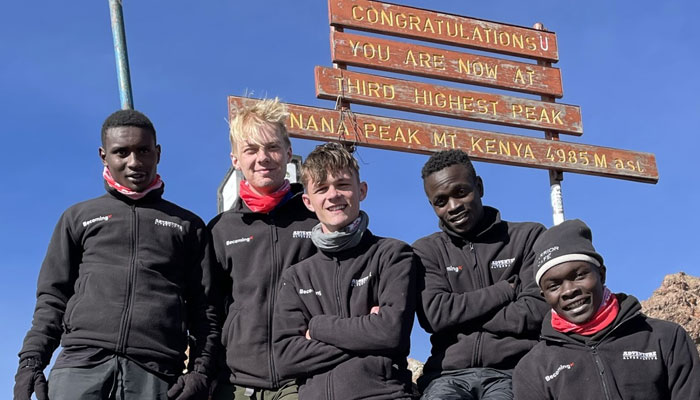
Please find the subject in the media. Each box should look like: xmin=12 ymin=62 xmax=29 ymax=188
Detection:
xmin=18 ymin=186 xmax=219 ymax=377
xmin=513 ymin=294 xmax=700 ymax=400
xmin=273 ymin=230 xmax=416 ymax=400
xmin=208 ymin=183 xmax=318 ymax=389
xmin=412 ymin=207 xmax=547 ymax=379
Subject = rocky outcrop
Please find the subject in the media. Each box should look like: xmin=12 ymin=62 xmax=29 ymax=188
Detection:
xmin=640 ymin=272 xmax=700 ymax=353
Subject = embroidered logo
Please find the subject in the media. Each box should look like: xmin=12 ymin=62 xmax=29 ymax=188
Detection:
xmin=226 ymin=236 xmax=254 ymax=246
xmin=82 ymin=215 xmax=112 ymax=227
xmin=299 ymin=288 xmax=322 ymax=296
xmin=446 ymin=265 xmax=463 ymax=273
xmin=154 ymin=218 xmax=183 ymax=232
xmin=292 ymin=230 xmax=312 ymax=239
xmin=537 ymin=246 xmax=560 ymax=265
xmin=545 ymin=362 xmax=574 ymax=382
xmin=351 ymin=272 xmax=373 ymax=287
xmin=491 ymin=258 xmax=515 ymax=269
xmin=622 ymin=351 xmax=657 ymax=360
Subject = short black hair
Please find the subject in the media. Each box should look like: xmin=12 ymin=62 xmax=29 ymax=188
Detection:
xmin=101 ymin=109 xmax=157 ymax=146
xmin=421 ymin=149 xmax=477 ymax=179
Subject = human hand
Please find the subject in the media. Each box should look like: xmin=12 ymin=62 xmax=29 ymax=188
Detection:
xmin=167 ymin=371 xmax=209 ymax=400
xmin=13 ymin=359 xmax=48 ymax=400
xmin=370 ymin=306 xmax=380 ymax=314
xmin=305 ymin=329 xmax=311 ymax=340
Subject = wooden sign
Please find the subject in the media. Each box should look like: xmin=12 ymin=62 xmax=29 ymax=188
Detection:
xmin=329 ymin=0 xmax=559 ymax=61
xmin=315 ymin=66 xmax=582 ymax=135
xmin=331 ymin=31 xmax=563 ymax=98
xmin=229 ymin=96 xmax=658 ymax=183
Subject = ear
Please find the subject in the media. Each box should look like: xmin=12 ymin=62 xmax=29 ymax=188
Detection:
xmin=302 ymin=193 xmax=315 ymax=213
xmin=475 ymin=175 xmax=484 ymax=198
xmin=99 ymin=147 xmax=108 ymax=167
xmin=156 ymin=144 xmax=161 ymax=164
xmin=285 ymin=144 xmax=293 ymax=164
xmin=231 ymin=152 xmax=240 ymax=170
xmin=599 ymin=265 xmax=606 ymax=284
xmin=359 ymin=181 xmax=368 ymax=202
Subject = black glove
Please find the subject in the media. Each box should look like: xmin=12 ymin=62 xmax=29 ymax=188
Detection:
xmin=167 ymin=371 xmax=209 ymax=400
xmin=14 ymin=358 xmax=48 ymax=400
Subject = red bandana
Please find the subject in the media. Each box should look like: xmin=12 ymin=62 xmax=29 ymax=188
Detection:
xmin=551 ymin=287 xmax=619 ymax=336
xmin=103 ymin=167 xmax=163 ymax=200
xmin=239 ymin=179 xmax=291 ymax=213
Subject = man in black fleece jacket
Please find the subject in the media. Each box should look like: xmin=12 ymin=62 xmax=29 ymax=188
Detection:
xmin=513 ymin=219 xmax=700 ymax=400
xmin=413 ymin=150 xmax=547 ymax=400
xmin=273 ymin=142 xmax=416 ymax=400
xmin=14 ymin=110 xmax=219 ymax=400
xmin=209 ymin=98 xmax=317 ymax=400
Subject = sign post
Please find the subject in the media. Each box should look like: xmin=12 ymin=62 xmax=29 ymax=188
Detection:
xmin=108 ymin=0 xmax=134 ymax=110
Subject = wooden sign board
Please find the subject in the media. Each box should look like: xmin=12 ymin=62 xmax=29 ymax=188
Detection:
xmin=315 ymin=66 xmax=582 ymax=135
xmin=329 ymin=0 xmax=559 ymax=62
xmin=229 ymin=96 xmax=658 ymax=183
xmin=331 ymin=30 xmax=563 ymax=98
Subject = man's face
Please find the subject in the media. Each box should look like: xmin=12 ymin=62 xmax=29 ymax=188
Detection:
xmin=232 ymin=123 xmax=292 ymax=195
xmin=540 ymin=261 xmax=606 ymax=325
xmin=423 ymin=164 xmax=484 ymax=236
xmin=302 ymin=169 xmax=367 ymax=233
xmin=99 ymin=126 xmax=160 ymax=192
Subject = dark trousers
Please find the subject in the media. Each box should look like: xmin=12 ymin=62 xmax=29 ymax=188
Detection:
xmin=47 ymin=356 xmax=170 ymax=400
xmin=419 ymin=368 xmax=513 ymax=400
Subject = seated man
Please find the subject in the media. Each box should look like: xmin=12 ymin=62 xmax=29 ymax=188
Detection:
xmin=514 ymin=219 xmax=700 ymax=399
xmin=413 ymin=149 xmax=548 ymax=400
xmin=273 ymin=142 xmax=416 ymax=399
xmin=14 ymin=110 xmax=219 ymax=400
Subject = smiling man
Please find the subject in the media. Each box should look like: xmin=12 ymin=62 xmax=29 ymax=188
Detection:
xmin=207 ymin=98 xmax=318 ymax=400
xmin=273 ymin=142 xmax=416 ymax=399
xmin=413 ymin=149 xmax=548 ymax=400
xmin=14 ymin=110 xmax=219 ymax=400
xmin=513 ymin=219 xmax=700 ymax=399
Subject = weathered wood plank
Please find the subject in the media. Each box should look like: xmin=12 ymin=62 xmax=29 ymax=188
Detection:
xmin=331 ymin=30 xmax=563 ymax=97
xmin=229 ymin=96 xmax=658 ymax=183
xmin=315 ymin=66 xmax=582 ymax=135
xmin=329 ymin=0 xmax=559 ymax=61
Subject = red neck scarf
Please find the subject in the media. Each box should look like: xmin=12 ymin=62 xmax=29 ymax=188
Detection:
xmin=239 ymin=179 xmax=291 ymax=213
xmin=103 ymin=167 xmax=163 ymax=200
xmin=551 ymin=287 xmax=619 ymax=336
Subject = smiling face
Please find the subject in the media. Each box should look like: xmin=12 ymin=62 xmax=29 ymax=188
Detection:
xmin=540 ymin=260 xmax=607 ymax=325
xmin=423 ymin=163 xmax=484 ymax=236
xmin=302 ymin=168 xmax=367 ymax=233
xmin=232 ymin=122 xmax=292 ymax=195
xmin=99 ymin=126 xmax=160 ymax=192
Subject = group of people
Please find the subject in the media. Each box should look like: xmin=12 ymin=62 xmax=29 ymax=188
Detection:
xmin=15 ymin=100 xmax=700 ymax=400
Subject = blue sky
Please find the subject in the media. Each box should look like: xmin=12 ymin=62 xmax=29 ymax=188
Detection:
xmin=2 ymin=0 xmax=698 ymax=395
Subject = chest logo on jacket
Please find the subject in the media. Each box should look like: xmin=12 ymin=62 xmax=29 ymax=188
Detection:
xmin=226 ymin=236 xmax=254 ymax=246
xmin=490 ymin=258 xmax=515 ymax=269
xmin=544 ymin=362 xmax=575 ymax=382
xmin=154 ymin=218 xmax=184 ymax=232
xmin=622 ymin=351 xmax=657 ymax=361
xmin=446 ymin=265 xmax=463 ymax=273
xmin=82 ymin=214 xmax=112 ymax=227
xmin=299 ymin=288 xmax=322 ymax=296
xmin=292 ymin=230 xmax=312 ymax=239
xmin=351 ymin=272 xmax=373 ymax=287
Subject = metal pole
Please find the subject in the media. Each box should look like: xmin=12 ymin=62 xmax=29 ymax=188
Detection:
xmin=108 ymin=0 xmax=134 ymax=110
xmin=534 ymin=22 xmax=565 ymax=225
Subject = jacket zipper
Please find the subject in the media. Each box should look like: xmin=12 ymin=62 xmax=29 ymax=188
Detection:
xmin=590 ymin=348 xmax=612 ymax=399
xmin=468 ymin=241 xmax=483 ymax=366
xmin=268 ymin=216 xmax=279 ymax=388
xmin=117 ymin=204 xmax=138 ymax=353
xmin=334 ymin=257 xmax=344 ymax=318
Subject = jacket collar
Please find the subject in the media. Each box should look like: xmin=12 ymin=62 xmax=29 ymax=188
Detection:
xmin=104 ymin=181 xmax=164 ymax=204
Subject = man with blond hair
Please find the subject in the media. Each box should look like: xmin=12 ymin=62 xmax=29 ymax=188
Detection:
xmin=208 ymin=98 xmax=318 ymax=399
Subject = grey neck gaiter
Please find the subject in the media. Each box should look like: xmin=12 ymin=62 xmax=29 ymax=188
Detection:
xmin=311 ymin=211 xmax=369 ymax=253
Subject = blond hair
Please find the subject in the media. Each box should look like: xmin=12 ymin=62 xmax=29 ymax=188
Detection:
xmin=229 ymin=97 xmax=291 ymax=154
xmin=301 ymin=142 xmax=360 ymax=188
